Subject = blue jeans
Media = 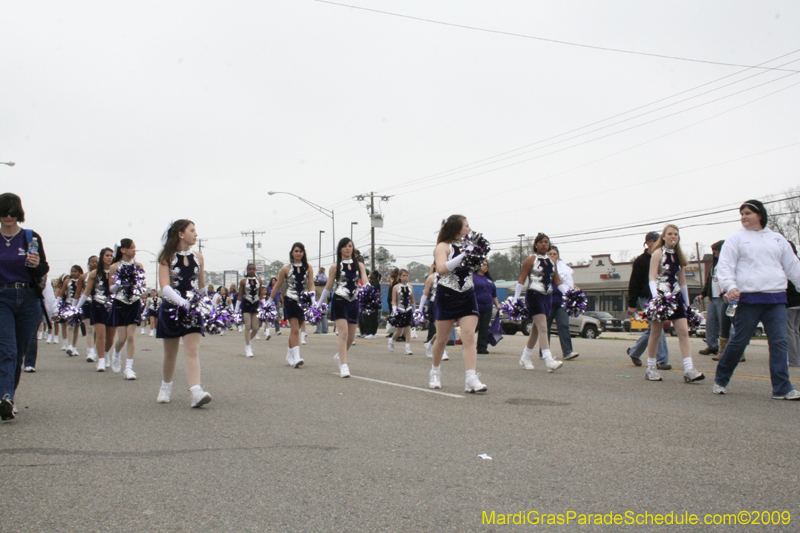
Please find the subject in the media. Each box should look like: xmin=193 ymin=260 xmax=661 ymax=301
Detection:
xmin=315 ymin=314 xmax=329 ymax=334
xmin=546 ymin=305 xmax=573 ymax=356
xmin=0 ymin=286 xmax=43 ymax=401
xmin=629 ymin=297 xmax=669 ymax=364
xmin=704 ymin=297 xmax=724 ymax=350
xmin=714 ymin=303 xmax=793 ymax=396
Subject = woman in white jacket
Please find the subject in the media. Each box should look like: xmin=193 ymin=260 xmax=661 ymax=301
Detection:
xmin=713 ymin=200 xmax=800 ymax=400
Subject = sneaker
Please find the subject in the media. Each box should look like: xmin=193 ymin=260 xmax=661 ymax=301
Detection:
xmin=340 ymin=363 xmax=351 ymax=378
xmin=149 ymin=330 xmax=154 ymax=337
xmin=365 ymin=334 xmax=376 ymax=339
xmin=245 ymin=345 xmax=254 ymax=358
xmin=772 ymin=389 xmax=800 ymax=401
xmin=96 ymin=359 xmax=106 ymax=372
xmin=255 ymin=333 xmax=261 ymax=340
xmin=0 ymin=398 xmax=15 ymax=421
xmin=86 ymin=350 xmax=97 ymax=363
xmin=286 ymin=350 xmax=295 ymax=366
xmin=38 ymin=331 xmax=43 ymax=340
xmin=465 ymin=373 xmax=488 ymax=393
xmin=442 ymin=351 xmax=449 ymax=361
xmin=104 ymin=354 xmax=111 ymax=368
xmin=429 ymin=369 xmax=441 ymax=389
xmin=301 ymin=334 xmax=307 ymax=345
xmin=683 ymin=370 xmax=705 ymax=382
xmin=190 ymin=388 xmax=212 ymax=408
xmin=545 ymin=359 xmax=563 ymax=373
xmin=627 ymin=347 xmax=642 ymax=366
xmin=334 ymin=353 xmax=341 ymax=370
xmin=276 ymin=330 xmax=282 ymax=335
xmin=157 ymin=385 xmax=171 ymax=403
xmin=645 ymin=368 xmax=662 ymax=381
xmin=519 ymin=354 xmax=535 ymax=370
xmin=23 ymin=366 xmax=35 ymax=373
xmin=72 ymin=348 xmax=80 ymax=358
xmin=656 ymin=362 xmax=672 ymax=371
xmin=141 ymin=328 xmax=146 ymax=335
xmin=388 ymin=339 xmax=395 ymax=353
xmin=61 ymin=342 xmax=68 ymax=351
xmin=266 ymin=332 xmax=271 ymax=341
xmin=564 ymin=352 xmax=579 ymax=360
xmin=424 ymin=342 xmax=432 ymax=358
xmin=698 ymin=347 xmax=717 ymax=356
xmin=712 ymin=383 xmax=727 ymax=395
xmin=111 ymin=357 xmax=122 ymax=373
xmin=65 ymin=346 xmax=74 ymax=357
xmin=404 ymin=345 xmax=413 ymax=355
xmin=123 ymin=368 xmax=137 ymax=380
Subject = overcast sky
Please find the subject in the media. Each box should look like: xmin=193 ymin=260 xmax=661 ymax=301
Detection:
xmin=2 ymin=0 xmax=798 ymax=286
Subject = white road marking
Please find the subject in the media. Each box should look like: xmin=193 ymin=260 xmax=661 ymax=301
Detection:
xmin=333 ymin=373 xmax=465 ymax=398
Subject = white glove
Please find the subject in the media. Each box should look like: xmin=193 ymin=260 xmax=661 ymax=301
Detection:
xmin=319 ymin=289 xmax=330 ymax=305
xmin=162 ymin=286 xmax=189 ymax=309
xmin=76 ymin=294 xmax=88 ymax=309
xmin=649 ymin=281 xmax=658 ymax=299
xmin=196 ymin=286 xmax=208 ymax=297
xmin=445 ymin=253 xmax=465 ymax=272
xmin=680 ymin=285 xmax=691 ymax=307
xmin=234 ymin=300 xmax=241 ymax=313
xmin=514 ymin=283 xmax=524 ymax=300
xmin=418 ymin=294 xmax=428 ymax=311
xmin=109 ymin=283 xmax=120 ymax=294
xmin=557 ymin=284 xmax=568 ymax=295
xmin=392 ymin=305 xmax=398 ymax=314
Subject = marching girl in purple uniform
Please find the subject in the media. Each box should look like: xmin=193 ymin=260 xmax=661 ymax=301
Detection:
xmin=76 ymin=248 xmax=116 ymax=372
xmin=108 ymin=239 xmax=145 ymax=380
xmin=271 ymin=242 xmax=314 ymax=369
xmin=156 ymin=219 xmax=212 ymax=408
xmin=211 ymin=286 xmax=230 ymax=335
xmin=515 ymin=233 xmax=568 ymax=374
xmin=74 ymin=255 xmax=98 ymax=362
xmin=418 ymin=265 xmax=448 ymax=361
xmin=389 ymin=270 xmax=415 ymax=355
xmin=643 ymin=225 xmax=703 ymax=383
xmin=235 ymin=264 xmax=262 ymax=358
xmin=319 ymin=238 xmax=368 ymax=378
xmin=56 ymin=265 xmax=83 ymax=357
xmin=429 ymin=215 xmax=486 ymax=393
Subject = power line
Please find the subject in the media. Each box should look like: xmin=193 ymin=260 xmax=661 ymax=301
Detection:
xmin=315 ymin=1 xmax=800 ymax=72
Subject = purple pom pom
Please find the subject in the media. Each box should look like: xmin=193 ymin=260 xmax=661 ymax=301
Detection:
xmin=500 ymin=297 xmax=530 ymax=322
xmin=685 ymin=305 xmax=703 ymax=328
xmin=357 ymin=284 xmax=382 ymax=315
xmin=563 ymin=289 xmax=588 ymax=318
xmin=167 ymin=290 xmax=213 ymax=332
xmin=257 ymin=299 xmax=279 ymax=324
xmin=645 ymin=292 xmax=679 ymax=322
xmin=205 ymin=308 xmax=232 ymax=335
xmin=388 ymin=309 xmax=413 ymax=328
xmin=461 ymin=231 xmax=491 ymax=272
xmin=412 ymin=309 xmax=428 ymax=327
xmin=230 ymin=311 xmax=244 ymax=327
xmin=114 ymin=263 xmax=147 ymax=299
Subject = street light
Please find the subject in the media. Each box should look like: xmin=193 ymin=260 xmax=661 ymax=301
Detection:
xmin=0 ymin=162 xmax=14 ymax=167
xmin=350 ymin=221 xmax=358 ymax=241
xmin=268 ymin=191 xmax=335 ymax=262
xmin=517 ymin=234 xmax=525 ymax=274
xmin=318 ymin=230 xmax=325 ymax=271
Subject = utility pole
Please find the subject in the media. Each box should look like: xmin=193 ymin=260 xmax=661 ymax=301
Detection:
xmin=241 ymin=231 xmax=265 ymax=267
xmin=695 ymin=241 xmax=703 ymax=307
xmin=354 ymin=192 xmax=392 ymax=274
xmin=197 ymin=238 xmax=206 ymax=254
xmin=517 ymin=234 xmax=525 ymax=275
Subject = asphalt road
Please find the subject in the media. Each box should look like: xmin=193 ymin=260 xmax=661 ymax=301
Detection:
xmin=3 ymin=328 xmax=798 ymax=532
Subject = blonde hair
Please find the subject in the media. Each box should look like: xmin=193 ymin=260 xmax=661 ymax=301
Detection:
xmin=650 ymin=224 xmax=687 ymax=267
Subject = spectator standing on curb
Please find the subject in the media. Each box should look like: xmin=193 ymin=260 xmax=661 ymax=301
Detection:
xmin=696 ymin=240 xmax=732 ymax=357
xmin=626 ymin=231 xmax=670 ymax=369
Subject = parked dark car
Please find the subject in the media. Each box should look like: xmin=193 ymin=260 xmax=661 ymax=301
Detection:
xmin=585 ymin=311 xmax=623 ymax=332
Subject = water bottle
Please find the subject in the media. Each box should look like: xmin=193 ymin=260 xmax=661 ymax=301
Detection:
xmin=726 ymin=300 xmax=738 ymax=317
xmin=25 ymin=237 xmax=38 ymax=267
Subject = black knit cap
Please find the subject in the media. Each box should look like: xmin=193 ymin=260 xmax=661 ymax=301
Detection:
xmin=645 ymin=231 xmax=660 ymax=243
xmin=740 ymin=199 xmax=768 ymax=228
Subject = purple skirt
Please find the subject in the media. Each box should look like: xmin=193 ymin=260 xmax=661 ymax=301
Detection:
xmin=433 ymin=286 xmax=478 ymax=321
xmin=525 ymin=290 xmax=552 ymax=318
xmin=89 ymin=302 xmax=112 ymax=326
xmin=284 ymin=298 xmax=304 ymax=322
xmin=331 ymin=296 xmax=359 ymax=324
